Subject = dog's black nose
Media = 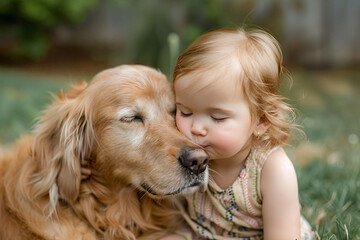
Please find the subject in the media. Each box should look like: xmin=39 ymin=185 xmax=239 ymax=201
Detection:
xmin=179 ymin=147 xmax=209 ymax=174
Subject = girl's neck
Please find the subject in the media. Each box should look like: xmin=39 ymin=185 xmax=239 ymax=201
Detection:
xmin=210 ymin=138 xmax=253 ymax=168
xmin=209 ymin=145 xmax=252 ymax=189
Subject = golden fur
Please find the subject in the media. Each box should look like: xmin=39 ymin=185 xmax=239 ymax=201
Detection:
xmin=0 ymin=65 xmax=208 ymax=240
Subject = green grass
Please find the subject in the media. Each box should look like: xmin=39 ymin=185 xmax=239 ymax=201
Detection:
xmin=0 ymin=67 xmax=359 ymax=239
xmin=282 ymin=69 xmax=360 ymax=239
xmin=0 ymin=68 xmax=87 ymax=144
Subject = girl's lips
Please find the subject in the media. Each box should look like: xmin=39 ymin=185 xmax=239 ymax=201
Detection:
xmin=198 ymin=144 xmax=208 ymax=148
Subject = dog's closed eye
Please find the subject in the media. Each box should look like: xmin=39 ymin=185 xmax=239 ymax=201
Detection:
xmin=120 ymin=115 xmax=143 ymax=123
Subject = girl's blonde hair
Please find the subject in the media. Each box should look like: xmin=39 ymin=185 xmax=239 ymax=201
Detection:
xmin=173 ymin=28 xmax=296 ymax=149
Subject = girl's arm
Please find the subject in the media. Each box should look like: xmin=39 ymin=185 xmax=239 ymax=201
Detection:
xmin=261 ymin=147 xmax=301 ymax=240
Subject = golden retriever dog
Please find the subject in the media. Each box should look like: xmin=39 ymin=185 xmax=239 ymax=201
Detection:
xmin=0 ymin=65 xmax=209 ymax=240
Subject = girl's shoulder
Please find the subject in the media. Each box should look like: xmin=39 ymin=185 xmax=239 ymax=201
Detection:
xmin=259 ymin=147 xmax=298 ymax=198
xmin=249 ymin=145 xmax=281 ymax=168
xmin=263 ymin=147 xmax=295 ymax=173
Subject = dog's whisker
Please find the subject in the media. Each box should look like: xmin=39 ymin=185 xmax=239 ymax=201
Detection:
xmin=208 ymin=167 xmax=223 ymax=178
xmin=207 ymin=173 xmax=217 ymax=186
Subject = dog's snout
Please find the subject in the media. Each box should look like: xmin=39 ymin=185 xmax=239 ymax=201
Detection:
xmin=179 ymin=147 xmax=209 ymax=174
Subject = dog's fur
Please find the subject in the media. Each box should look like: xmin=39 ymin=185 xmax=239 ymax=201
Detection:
xmin=0 ymin=65 xmax=208 ymax=240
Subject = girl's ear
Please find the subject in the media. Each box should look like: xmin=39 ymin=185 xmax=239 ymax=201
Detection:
xmin=255 ymin=118 xmax=271 ymax=136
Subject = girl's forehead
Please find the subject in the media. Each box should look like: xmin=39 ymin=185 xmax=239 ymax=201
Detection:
xmin=174 ymin=70 xmax=243 ymax=99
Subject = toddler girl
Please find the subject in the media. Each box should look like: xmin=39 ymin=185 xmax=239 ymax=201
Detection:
xmin=165 ymin=28 xmax=313 ymax=240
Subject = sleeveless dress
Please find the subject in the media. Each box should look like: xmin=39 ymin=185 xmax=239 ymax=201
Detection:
xmin=175 ymin=146 xmax=314 ymax=240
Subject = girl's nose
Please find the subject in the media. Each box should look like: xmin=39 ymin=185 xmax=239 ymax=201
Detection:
xmin=191 ymin=120 xmax=207 ymax=136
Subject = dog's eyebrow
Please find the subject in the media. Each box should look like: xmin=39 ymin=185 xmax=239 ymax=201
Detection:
xmin=116 ymin=108 xmax=135 ymax=118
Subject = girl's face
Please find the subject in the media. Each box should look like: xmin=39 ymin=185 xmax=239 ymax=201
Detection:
xmin=174 ymin=74 xmax=257 ymax=161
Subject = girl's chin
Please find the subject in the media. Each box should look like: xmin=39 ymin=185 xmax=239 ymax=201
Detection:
xmin=203 ymin=147 xmax=236 ymax=160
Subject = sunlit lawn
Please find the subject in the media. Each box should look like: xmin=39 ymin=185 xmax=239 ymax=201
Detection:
xmin=0 ymin=67 xmax=359 ymax=239
xmin=282 ymin=69 xmax=360 ymax=239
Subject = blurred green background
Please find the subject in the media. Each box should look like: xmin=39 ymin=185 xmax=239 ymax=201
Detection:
xmin=0 ymin=0 xmax=359 ymax=239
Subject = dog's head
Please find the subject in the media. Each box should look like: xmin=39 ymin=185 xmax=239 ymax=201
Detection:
xmin=32 ymin=65 xmax=208 ymax=212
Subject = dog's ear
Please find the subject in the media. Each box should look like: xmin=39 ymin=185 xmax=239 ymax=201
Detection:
xmin=57 ymin=110 xmax=94 ymax=204
xmin=58 ymin=81 xmax=88 ymax=100
xmin=33 ymin=84 xmax=94 ymax=209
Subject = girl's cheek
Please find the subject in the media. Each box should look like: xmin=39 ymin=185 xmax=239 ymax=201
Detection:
xmin=175 ymin=115 xmax=189 ymax=136
xmin=211 ymin=128 xmax=242 ymax=154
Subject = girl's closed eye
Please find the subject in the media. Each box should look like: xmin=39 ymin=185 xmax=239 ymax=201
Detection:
xmin=180 ymin=110 xmax=192 ymax=117
xmin=177 ymin=106 xmax=192 ymax=117
xmin=210 ymin=114 xmax=228 ymax=123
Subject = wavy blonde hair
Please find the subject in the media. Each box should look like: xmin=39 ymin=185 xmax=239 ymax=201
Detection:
xmin=173 ymin=28 xmax=296 ymax=149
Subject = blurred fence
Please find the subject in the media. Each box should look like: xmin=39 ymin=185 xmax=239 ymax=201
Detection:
xmin=1 ymin=0 xmax=359 ymax=70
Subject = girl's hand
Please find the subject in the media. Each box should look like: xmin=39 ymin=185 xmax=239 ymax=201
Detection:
xmin=81 ymin=159 xmax=92 ymax=180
